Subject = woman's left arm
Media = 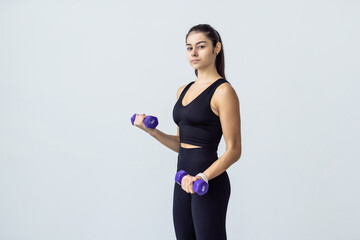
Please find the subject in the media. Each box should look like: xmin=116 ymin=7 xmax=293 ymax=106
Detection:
xmin=203 ymin=83 xmax=242 ymax=181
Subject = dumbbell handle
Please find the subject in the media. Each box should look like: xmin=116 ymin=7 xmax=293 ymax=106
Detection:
xmin=175 ymin=170 xmax=209 ymax=196
xmin=131 ymin=114 xmax=158 ymax=129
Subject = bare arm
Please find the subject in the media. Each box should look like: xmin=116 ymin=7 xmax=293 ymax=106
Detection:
xmin=145 ymin=127 xmax=180 ymax=153
xmin=202 ymin=83 xmax=242 ymax=181
xmin=132 ymin=85 xmax=186 ymax=153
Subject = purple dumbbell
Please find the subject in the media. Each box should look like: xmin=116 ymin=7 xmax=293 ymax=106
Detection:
xmin=131 ymin=114 xmax=158 ymax=129
xmin=175 ymin=170 xmax=209 ymax=196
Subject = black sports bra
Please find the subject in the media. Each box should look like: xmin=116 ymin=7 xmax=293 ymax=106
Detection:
xmin=172 ymin=78 xmax=229 ymax=150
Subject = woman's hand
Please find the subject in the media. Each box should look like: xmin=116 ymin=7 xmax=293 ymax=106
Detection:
xmin=181 ymin=175 xmax=203 ymax=194
xmin=133 ymin=113 xmax=152 ymax=133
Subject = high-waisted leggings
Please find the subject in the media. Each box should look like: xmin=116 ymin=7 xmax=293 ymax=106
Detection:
xmin=173 ymin=146 xmax=231 ymax=240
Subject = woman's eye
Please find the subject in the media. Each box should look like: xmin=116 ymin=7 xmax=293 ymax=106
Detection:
xmin=187 ymin=46 xmax=204 ymax=51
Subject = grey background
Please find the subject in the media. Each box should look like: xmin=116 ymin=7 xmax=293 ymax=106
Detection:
xmin=1 ymin=0 xmax=359 ymax=239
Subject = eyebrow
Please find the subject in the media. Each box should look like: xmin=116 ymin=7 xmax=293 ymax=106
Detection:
xmin=186 ymin=41 xmax=207 ymax=46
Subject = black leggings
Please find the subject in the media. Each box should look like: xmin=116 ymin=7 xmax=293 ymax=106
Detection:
xmin=173 ymin=147 xmax=231 ymax=240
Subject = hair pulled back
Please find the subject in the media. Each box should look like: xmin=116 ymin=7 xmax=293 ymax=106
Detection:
xmin=185 ymin=24 xmax=226 ymax=80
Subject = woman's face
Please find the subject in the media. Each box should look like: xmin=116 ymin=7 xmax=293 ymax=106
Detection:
xmin=186 ymin=32 xmax=220 ymax=71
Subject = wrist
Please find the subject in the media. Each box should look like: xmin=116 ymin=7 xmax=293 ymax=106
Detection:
xmin=146 ymin=128 xmax=156 ymax=136
xmin=195 ymin=173 xmax=209 ymax=184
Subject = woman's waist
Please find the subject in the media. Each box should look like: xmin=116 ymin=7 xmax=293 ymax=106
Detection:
xmin=179 ymin=146 xmax=218 ymax=154
xmin=180 ymin=140 xmax=219 ymax=151
xmin=179 ymin=127 xmax=222 ymax=149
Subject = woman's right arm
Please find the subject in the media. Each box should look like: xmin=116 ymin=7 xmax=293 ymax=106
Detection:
xmin=132 ymin=85 xmax=186 ymax=153
xmin=145 ymin=126 xmax=180 ymax=153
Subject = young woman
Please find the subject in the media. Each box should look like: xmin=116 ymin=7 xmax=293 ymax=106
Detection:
xmin=133 ymin=24 xmax=242 ymax=240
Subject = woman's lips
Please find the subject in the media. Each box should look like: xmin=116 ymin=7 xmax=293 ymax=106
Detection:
xmin=192 ymin=60 xmax=200 ymax=63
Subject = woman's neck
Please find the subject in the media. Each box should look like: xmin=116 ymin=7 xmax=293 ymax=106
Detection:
xmin=195 ymin=69 xmax=222 ymax=84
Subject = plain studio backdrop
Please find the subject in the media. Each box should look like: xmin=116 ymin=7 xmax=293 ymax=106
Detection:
xmin=0 ymin=0 xmax=359 ymax=239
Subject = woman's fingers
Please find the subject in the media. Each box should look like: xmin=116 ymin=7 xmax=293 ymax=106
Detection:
xmin=181 ymin=175 xmax=189 ymax=193
xmin=133 ymin=113 xmax=146 ymax=129
xmin=181 ymin=175 xmax=187 ymax=192
xmin=181 ymin=175 xmax=196 ymax=194
xmin=188 ymin=177 xmax=195 ymax=194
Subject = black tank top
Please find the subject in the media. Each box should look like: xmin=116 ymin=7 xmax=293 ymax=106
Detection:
xmin=173 ymin=78 xmax=229 ymax=150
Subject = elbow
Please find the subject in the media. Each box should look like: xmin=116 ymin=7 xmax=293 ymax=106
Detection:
xmin=234 ymin=144 xmax=242 ymax=162
xmin=227 ymin=144 xmax=242 ymax=162
xmin=235 ymin=150 xmax=241 ymax=162
xmin=238 ymin=151 xmax=242 ymax=162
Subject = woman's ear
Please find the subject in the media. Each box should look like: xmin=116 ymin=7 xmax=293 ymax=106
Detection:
xmin=215 ymin=42 xmax=222 ymax=54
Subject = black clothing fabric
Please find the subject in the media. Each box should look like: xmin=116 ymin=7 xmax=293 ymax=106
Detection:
xmin=173 ymin=78 xmax=229 ymax=151
xmin=173 ymin=147 xmax=231 ymax=240
xmin=172 ymin=78 xmax=231 ymax=240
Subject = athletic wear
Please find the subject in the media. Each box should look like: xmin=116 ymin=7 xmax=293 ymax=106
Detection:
xmin=172 ymin=78 xmax=231 ymax=240
xmin=173 ymin=78 xmax=228 ymax=151
xmin=173 ymin=148 xmax=231 ymax=240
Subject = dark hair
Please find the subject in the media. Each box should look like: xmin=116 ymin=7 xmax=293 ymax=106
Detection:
xmin=185 ymin=24 xmax=226 ymax=80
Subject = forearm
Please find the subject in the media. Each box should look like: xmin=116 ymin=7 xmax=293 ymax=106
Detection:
xmin=146 ymin=128 xmax=180 ymax=153
xmin=203 ymin=148 xmax=241 ymax=181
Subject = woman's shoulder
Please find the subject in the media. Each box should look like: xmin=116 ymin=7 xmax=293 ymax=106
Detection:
xmin=215 ymin=79 xmax=232 ymax=91
xmin=176 ymin=82 xmax=192 ymax=100
xmin=213 ymin=80 xmax=238 ymax=102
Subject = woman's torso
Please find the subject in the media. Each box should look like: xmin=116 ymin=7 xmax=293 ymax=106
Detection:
xmin=173 ymin=78 xmax=229 ymax=151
